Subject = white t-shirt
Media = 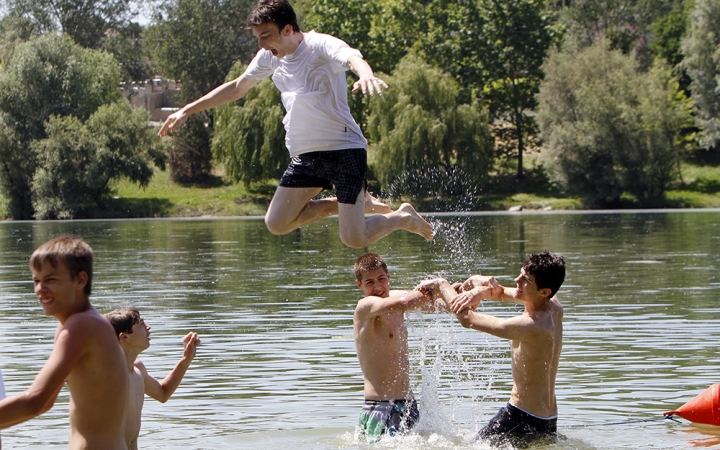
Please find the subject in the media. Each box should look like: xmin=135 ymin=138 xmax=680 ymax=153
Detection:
xmin=0 ymin=369 xmax=5 ymax=400
xmin=243 ymin=31 xmax=368 ymax=157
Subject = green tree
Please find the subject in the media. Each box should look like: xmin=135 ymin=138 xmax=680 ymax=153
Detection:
xmin=416 ymin=0 xmax=485 ymax=100
xmin=0 ymin=34 xmax=121 ymax=218
xmin=296 ymin=0 xmax=421 ymax=75
xmin=415 ymin=0 xmax=557 ymax=179
xmin=680 ymin=0 xmax=720 ymax=150
xmin=365 ymin=53 xmax=494 ymax=191
xmin=168 ymin=114 xmax=213 ymax=182
xmin=477 ymin=0 xmax=558 ymax=179
xmin=101 ymin=23 xmax=152 ymax=82
xmin=146 ymin=0 xmax=257 ymax=181
xmin=145 ymin=0 xmax=256 ymax=102
xmin=537 ymin=41 xmax=693 ymax=207
xmin=0 ymin=14 xmax=39 ymax=64
xmin=554 ymin=0 xmax=680 ymax=55
xmin=31 ymin=102 xmax=162 ymax=219
xmin=651 ymin=6 xmax=690 ymax=67
xmin=212 ymin=61 xmax=286 ymax=185
xmin=3 ymin=0 xmax=138 ymax=48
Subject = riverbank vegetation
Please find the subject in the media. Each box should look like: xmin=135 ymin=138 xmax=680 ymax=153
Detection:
xmin=0 ymin=0 xmax=719 ymax=219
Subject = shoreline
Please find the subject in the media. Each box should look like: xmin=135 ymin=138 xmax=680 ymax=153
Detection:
xmin=4 ymin=206 xmax=720 ymax=224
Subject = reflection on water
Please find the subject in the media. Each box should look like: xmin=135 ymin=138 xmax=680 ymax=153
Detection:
xmin=1 ymin=212 xmax=720 ymax=449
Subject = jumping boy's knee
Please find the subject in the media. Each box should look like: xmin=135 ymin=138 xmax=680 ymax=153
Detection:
xmin=340 ymin=231 xmax=369 ymax=249
xmin=264 ymin=214 xmax=290 ymax=235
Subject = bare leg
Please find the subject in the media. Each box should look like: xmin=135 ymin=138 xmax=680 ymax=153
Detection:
xmin=338 ymin=191 xmax=434 ymax=248
xmin=365 ymin=192 xmax=392 ymax=214
xmin=265 ymin=186 xmax=332 ymax=234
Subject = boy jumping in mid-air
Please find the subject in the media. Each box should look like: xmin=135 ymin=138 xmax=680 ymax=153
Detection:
xmin=105 ymin=308 xmax=200 ymax=450
xmin=159 ymin=0 xmax=433 ymax=248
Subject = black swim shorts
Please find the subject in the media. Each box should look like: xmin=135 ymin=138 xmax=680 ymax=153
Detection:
xmin=478 ymin=402 xmax=557 ymax=448
xmin=278 ymin=148 xmax=367 ymax=204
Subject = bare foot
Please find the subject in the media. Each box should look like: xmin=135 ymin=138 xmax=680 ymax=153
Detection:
xmin=397 ymin=203 xmax=434 ymax=241
xmin=364 ymin=192 xmax=392 ymax=214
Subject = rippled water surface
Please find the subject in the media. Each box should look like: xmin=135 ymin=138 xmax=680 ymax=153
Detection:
xmin=1 ymin=211 xmax=720 ymax=449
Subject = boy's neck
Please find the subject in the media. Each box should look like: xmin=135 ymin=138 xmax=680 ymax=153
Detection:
xmin=122 ymin=346 xmax=142 ymax=371
xmin=55 ymin=298 xmax=93 ymax=324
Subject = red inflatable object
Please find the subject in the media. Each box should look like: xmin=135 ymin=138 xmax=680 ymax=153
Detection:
xmin=664 ymin=384 xmax=720 ymax=425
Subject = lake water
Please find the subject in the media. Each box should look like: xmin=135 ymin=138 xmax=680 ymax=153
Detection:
xmin=1 ymin=211 xmax=720 ymax=449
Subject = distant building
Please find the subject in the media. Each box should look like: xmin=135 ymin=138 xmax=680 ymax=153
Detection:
xmin=120 ymin=77 xmax=180 ymax=122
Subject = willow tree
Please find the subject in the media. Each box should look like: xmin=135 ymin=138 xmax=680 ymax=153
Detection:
xmin=365 ymin=53 xmax=493 ymax=194
xmin=211 ymin=61 xmax=286 ymax=186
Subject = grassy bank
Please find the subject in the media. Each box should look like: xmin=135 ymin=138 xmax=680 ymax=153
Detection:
xmin=2 ymin=160 xmax=720 ymax=219
xmin=109 ymin=169 xmax=271 ymax=217
xmin=110 ymin=159 xmax=720 ymax=216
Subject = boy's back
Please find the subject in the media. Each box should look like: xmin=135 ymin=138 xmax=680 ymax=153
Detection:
xmin=0 ymin=236 xmax=129 ymax=449
xmin=61 ymin=309 xmax=128 ymax=449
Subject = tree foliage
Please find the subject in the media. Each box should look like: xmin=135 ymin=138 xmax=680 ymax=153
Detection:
xmin=0 ymin=34 xmax=121 ymax=218
xmin=32 ymin=102 xmax=161 ymax=219
xmin=553 ymin=0 xmax=680 ymax=56
xmin=296 ymin=0 xmax=420 ymax=75
xmin=366 ymin=53 xmax=494 ymax=191
xmin=680 ymin=0 xmax=720 ymax=150
xmin=212 ymin=61 xmax=286 ymax=185
xmin=407 ymin=0 xmax=558 ymax=178
xmin=0 ymin=14 xmax=40 ymax=64
xmin=0 ymin=34 xmax=160 ymax=219
xmin=476 ymin=0 xmax=558 ymax=178
xmin=537 ymin=41 xmax=693 ymax=207
xmin=145 ymin=0 xmax=256 ymax=101
xmin=101 ymin=23 xmax=153 ymax=82
xmin=2 ymin=0 xmax=138 ymax=48
xmin=146 ymin=0 xmax=258 ymax=182
xmin=0 ymin=33 xmax=121 ymax=141
xmin=168 ymin=114 xmax=213 ymax=183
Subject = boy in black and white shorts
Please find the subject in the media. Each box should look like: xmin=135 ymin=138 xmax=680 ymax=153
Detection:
xmin=159 ymin=0 xmax=433 ymax=248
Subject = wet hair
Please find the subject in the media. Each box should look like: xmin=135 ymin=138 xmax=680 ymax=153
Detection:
xmin=30 ymin=235 xmax=94 ymax=295
xmin=354 ymin=253 xmax=388 ymax=281
xmin=104 ymin=308 xmax=142 ymax=336
xmin=246 ymin=0 xmax=300 ymax=32
xmin=523 ymin=251 xmax=566 ymax=298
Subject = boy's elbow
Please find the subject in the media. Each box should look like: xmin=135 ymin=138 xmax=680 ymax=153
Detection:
xmin=455 ymin=311 xmax=474 ymax=329
xmin=22 ymin=391 xmax=55 ymax=416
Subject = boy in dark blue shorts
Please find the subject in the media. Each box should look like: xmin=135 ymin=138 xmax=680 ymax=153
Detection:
xmin=419 ymin=252 xmax=566 ymax=448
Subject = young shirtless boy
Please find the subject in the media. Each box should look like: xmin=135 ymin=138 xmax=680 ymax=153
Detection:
xmin=0 ymin=236 xmax=128 ymax=449
xmin=159 ymin=0 xmax=433 ymax=248
xmin=353 ymin=253 xmax=445 ymax=442
xmin=104 ymin=308 xmax=200 ymax=450
xmin=420 ymin=251 xmax=566 ymax=447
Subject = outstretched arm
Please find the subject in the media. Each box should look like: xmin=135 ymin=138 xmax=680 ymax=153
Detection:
xmin=415 ymin=278 xmax=458 ymax=311
xmin=348 ymin=55 xmax=388 ymax=96
xmin=158 ymin=75 xmax=259 ymax=136
xmin=0 ymin=325 xmax=86 ymax=428
xmin=455 ymin=309 xmax=551 ymax=342
xmin=355 ymin=289 xmax=438 ymax=320
xmin=143 ymin=332 xmax=200 ymax=403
